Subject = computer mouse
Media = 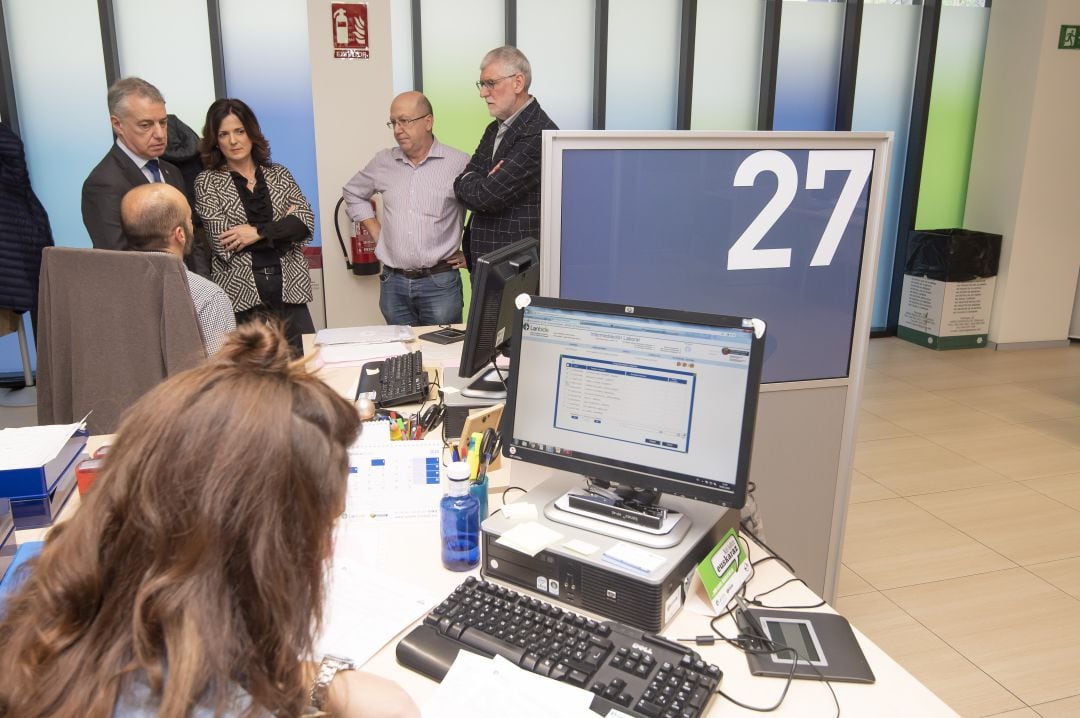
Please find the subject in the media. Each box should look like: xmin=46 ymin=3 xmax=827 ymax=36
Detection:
xmin=356 ymin=397 xmax=377 ymax=421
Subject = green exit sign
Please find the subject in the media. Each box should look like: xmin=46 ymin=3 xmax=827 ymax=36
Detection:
xmin=1060 ymin=25 xmax=1080 ymax=49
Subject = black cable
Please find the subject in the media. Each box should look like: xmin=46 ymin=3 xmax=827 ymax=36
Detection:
xmin=716 ymin=643 xmax=799 ymax=712
xmin=750 ymin=578 xmax=827 ymax=610
xmin=501 ymin=485 xmax=527 ymax=502
xmin=490 ymin=359 xmax=508 ymax=387
xmin=740 ymin=520 xmax=794 ymax=573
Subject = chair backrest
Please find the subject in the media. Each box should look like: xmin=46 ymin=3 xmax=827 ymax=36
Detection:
xmin=36 ymin=247 xmax=206 ymax=434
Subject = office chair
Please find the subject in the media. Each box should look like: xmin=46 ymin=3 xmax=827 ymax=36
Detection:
xmin=36 ymin=247 xmax=206 ymax=434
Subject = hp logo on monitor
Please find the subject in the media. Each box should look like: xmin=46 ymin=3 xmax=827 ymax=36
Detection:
xmin=624 ymin=306 xmax=635 ymax=314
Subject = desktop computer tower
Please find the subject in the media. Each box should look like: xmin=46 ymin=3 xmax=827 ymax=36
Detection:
xmin=480 ymin=474 xmax=737 ymax=632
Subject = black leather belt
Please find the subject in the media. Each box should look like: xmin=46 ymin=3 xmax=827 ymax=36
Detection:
xmin=386 ymin=261 xmax=455 ymax=279
xmin=252 ymin=265 xmax=281 ymax=277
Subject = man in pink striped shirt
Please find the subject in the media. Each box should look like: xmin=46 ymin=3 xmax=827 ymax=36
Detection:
xmin=343 ymin=92 xmax=469 ymax=326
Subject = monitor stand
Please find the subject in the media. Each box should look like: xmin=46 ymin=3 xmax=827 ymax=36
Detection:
xmin=546 ymin=489 xmax=692 ymax=549
xmin=460 ymin=367 xmax=507 ymax=400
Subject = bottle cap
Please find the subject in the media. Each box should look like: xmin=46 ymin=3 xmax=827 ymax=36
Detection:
xmin=446 ymin=462 xmax=471 ymax=482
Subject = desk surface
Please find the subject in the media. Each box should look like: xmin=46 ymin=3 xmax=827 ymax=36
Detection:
xmin=14 ymin=329 xmax=959 ymax=717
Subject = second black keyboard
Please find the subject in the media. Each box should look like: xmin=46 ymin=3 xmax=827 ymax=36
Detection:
xmin=396 ymin=576 xmax=722 ymax=718
xmin=355 ymin=350 xmax=429 ymax=407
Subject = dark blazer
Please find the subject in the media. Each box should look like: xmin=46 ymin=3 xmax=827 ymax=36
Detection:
xmin=453 ymin=99 xmax=558 ymax=267
xmin=82 ymin=142 xmax=212 ymax=277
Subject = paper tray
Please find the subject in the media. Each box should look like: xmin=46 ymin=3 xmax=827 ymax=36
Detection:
xmin=0 ymin=498 xmax=15 ymax=582
xmin=10 ymin=462 xmax=78 ymax=530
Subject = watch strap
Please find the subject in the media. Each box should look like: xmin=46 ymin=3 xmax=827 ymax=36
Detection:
xmin=310 ymin=654 xmax=357 ymax=711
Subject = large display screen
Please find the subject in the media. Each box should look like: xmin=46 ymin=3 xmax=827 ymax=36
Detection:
xmin=555 ymin=146 xmax=876 ymax=383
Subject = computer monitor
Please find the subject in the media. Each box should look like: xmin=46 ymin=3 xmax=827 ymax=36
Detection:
xmin=457 ymin=238 xmax=541 ymax=399
xmin=501 ymin=296 xmax=765 ymax=545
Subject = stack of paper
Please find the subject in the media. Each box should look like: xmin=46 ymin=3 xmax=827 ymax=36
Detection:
xmin=312 ymin=325 xmax=414 ymax=368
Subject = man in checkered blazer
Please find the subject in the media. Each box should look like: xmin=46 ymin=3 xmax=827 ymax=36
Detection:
xmin=454 ymin=46 xmax=558 ymax=270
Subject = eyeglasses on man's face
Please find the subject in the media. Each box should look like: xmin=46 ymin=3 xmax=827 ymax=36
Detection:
xmin=385 ymin=114 xmax=431 ymax=129
xmin=475 ymin=74 xmax=519 ymax=91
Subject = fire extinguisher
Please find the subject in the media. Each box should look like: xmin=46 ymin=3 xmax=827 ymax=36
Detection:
xmin=334 ymin=196 xmax=380 ymax=276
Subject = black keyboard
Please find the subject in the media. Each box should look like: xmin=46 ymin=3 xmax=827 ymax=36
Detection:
xmin=356 ymin=350 xmax=429 ymax=407
xmin=396 ymin=577 xmax=721 ymax=718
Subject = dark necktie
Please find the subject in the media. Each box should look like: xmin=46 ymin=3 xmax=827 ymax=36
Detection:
xmin=145 ymin=159 xmax=162 ymax=182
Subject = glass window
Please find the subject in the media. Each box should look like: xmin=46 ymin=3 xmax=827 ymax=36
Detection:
xmin=419 ymin=0 xmax=503 ymax=156
xmin=517 ymin=0 xmax=594 ymax=130
xmin=773 ymin=0 xmax=844 ymax=131
xmin=5 ymin=0 xmax=111 ymax=250
xmin=914 ymin=4 xmax=991 ymax=228
xmin=606 ymin=0 xmax=681 ymax=130
xmin=390 ymin=0 xmax=414 ymax=95
xmin=219 ymin=0 xmax=322 ymax=244
xmin=852 ymin=2 xmax=923 ymax=329
xmin=690 ymin=0 xmax=765 ymax=131
xmin=114 ymin=1 xmax=216 ymax=132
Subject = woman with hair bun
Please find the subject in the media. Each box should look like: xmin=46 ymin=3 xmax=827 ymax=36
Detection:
xmin=0 ymin=323 xmax=418 ymax=718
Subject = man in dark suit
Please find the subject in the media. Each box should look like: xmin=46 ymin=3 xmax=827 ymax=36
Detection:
xmin=453 ymin=46 xmax=558 ymax=270
xmin=82 ymin=77 xmax=210 ymax=276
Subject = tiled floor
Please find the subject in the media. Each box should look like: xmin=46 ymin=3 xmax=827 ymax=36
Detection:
xmin=4 ymin=337 xmax=1079 ymax=716
xmin=836 ymin=337 xmax=1080 ymax=717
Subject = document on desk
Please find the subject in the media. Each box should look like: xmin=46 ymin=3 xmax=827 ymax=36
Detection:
xmin=316 ymin=549 xmax=437 ymax=667
xmin=316 ymin=325 xmax=413 ymax=345
xmin=423 ymin=652 xmax=595 ymax=718
xmin=344 ymin=439 xmax=444 ymax=521
xmin=319 ymin=341 xmax=409 ymax=367
xmin=0 ymin=420 xmax=84 ymax=470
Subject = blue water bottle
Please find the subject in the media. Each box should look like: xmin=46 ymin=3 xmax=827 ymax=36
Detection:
xmin=440 ymin=462 xmax=480 ymax=571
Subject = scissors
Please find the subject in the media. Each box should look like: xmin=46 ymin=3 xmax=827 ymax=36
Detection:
xmin=477 ymin=427 xmax=501 ymax=479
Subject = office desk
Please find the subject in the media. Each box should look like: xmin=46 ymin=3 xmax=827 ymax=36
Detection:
xmin=14 ymin=332 xmax=959 ymax=716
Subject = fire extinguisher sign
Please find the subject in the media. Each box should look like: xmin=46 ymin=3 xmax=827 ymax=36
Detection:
xmin=332 ymin=3 xmax=369 ymax=59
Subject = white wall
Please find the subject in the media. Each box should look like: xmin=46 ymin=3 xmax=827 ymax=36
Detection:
xmin=965 ymin=0 xmax=1080 ymax=345
xmin=307 ymin=0 xmax=395 ymax=327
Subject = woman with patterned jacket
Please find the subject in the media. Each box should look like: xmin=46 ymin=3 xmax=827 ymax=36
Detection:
xmin=195 ymin=98 xmax=315 ymax=355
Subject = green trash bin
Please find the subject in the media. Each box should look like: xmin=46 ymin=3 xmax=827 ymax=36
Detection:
xmin=897 ymin=228 xmax=1002 ymax=349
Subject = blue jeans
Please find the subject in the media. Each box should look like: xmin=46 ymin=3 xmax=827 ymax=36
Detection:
xmin=379 ymin=268 xmax=463 ymax=326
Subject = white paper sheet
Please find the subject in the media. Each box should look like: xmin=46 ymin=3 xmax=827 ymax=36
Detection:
xmin=318 ymin=341 xmax=409 ymax=367
xmin=422 ymin=652 xmax=595 ymax=718
xmin=0 ymin=421 xmax=84 ymax=471
xmin=315 ymin=325 xmax=413 ymax=345
xmin=494 ymin=521 xmax=565 ymax=557
xmin=315 ymin=550 xmax=437 ymax=666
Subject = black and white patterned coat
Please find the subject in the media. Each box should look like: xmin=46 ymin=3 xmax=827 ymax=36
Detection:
xmin=194 ymin=163 xmax=314 ymax=313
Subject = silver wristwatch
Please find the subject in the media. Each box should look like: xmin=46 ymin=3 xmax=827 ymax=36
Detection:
xmin=310 ymin=654 xmax=357 ymax=711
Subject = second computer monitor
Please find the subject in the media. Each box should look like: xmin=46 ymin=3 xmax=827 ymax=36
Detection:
xmin=457 ymin=238 xmax=541 ymax=398
xmin=502 ymin=297 xmax=766 ymax=515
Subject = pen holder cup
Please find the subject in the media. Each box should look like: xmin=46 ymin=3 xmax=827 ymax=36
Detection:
xmin=470 ymin=475 xmax=489 ymax=521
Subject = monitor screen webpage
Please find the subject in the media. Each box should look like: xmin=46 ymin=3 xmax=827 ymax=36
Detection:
xmin=504 ymin=297 xmax=764 ymax=510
